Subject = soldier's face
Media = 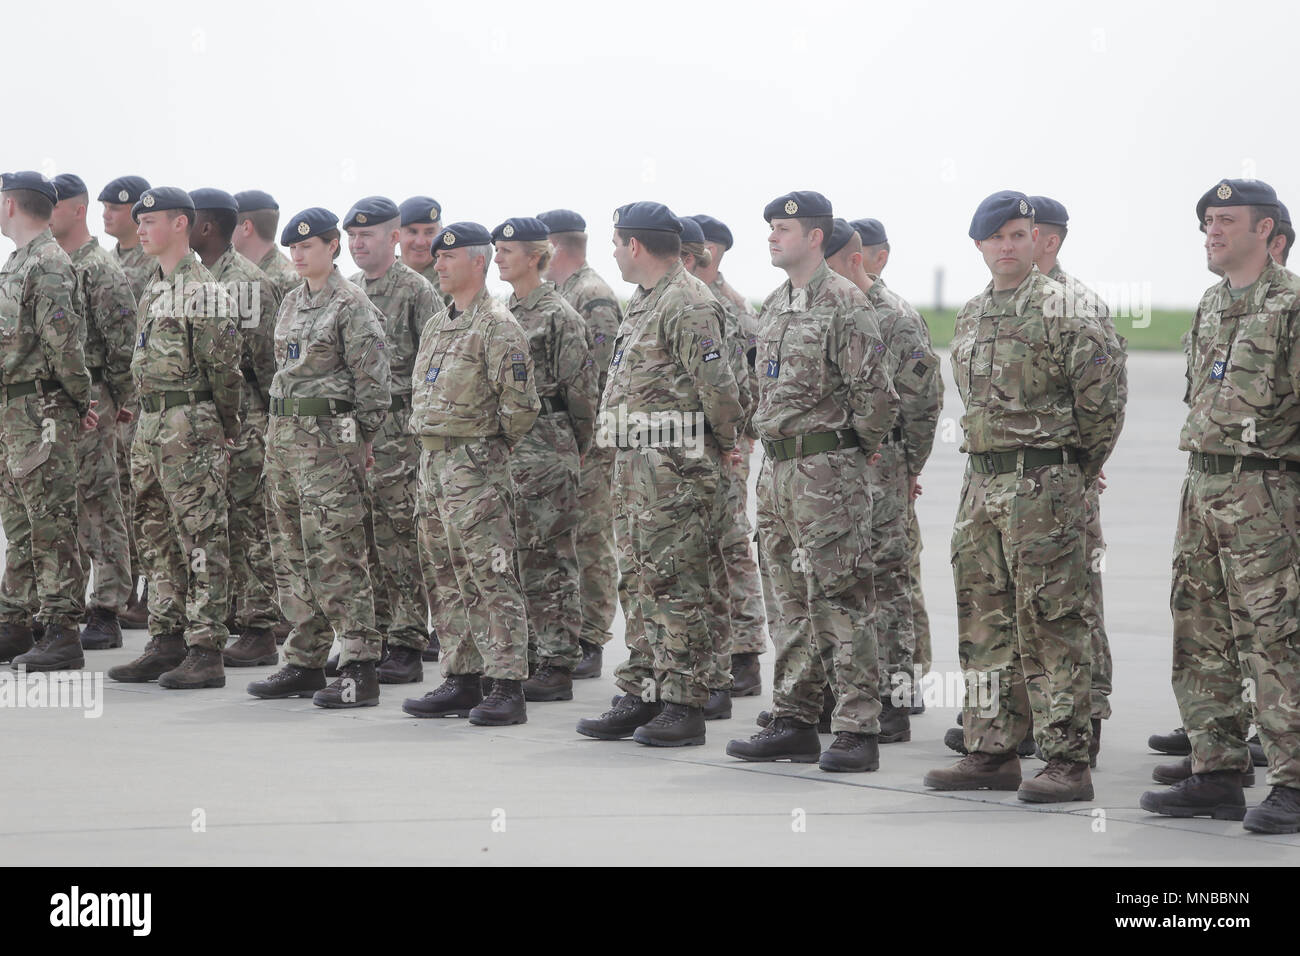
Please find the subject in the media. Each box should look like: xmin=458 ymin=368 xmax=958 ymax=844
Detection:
xmin=136 ymin=211 xmax=183 ymax=255
xmin=102 ymin=202 xmax=133 ymax=240
xmin=975 ymin=218 xmax=1036 ymax=282
xmin=494 ymin=241 xmax=534 ymax=283
xmin=289 ymin=236 xmax=335 ymax=278
xmin=767 ymin=218 xmax=817 ymax=270
xmin=400 ymin=223 xmax=439 ymax=269
xmin=1205 ymin=206 xmax=1268 ymax=272
xmin=612 ymin=233 xmax=635 ymax=283
xmin=435 ymin=247 xmax=481 ymax=295
xmin=347 ymin=224 xmax=396 ymax=271
xmin=49 ymin=198 xmax=83 ymax=240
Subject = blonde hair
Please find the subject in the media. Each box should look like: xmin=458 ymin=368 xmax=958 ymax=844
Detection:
xmin=680 ymin=241 xmax=712 ymax=269
xmin=524 ymin=239 xmax=552 ymax=273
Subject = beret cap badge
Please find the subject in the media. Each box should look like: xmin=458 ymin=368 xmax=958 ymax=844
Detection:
xmin=1019 ymin=199 xmax=1029 ymax=215
xmin=443 ymin=232 xmax=456 ymax=245
xmin=1217 ymin=184 xmax=1233 ymax=200
xmin=355 ymin=213 xmax=367 ymax=224
xmin=117 ymin=189 xmax=129 ymax=202
xmin=297 ymin=221 xmax=310 ymax=235
xmin=502 ymin=224 xmax=515 ymax=238
xmin=784 ymin=199 xmax=798 ymax=215
xmin=429 ymin=206 xmax=438 ymax=220
xmin=612 ymin=210 xmax=620 ymax=225
xmin=141 ymin=194 xmax=155 ymax=208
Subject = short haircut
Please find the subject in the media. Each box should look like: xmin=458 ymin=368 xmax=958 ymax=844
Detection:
xmin=7 ymin=189 xmax=54 ymax=220
xmin=238 ymin=208 xmax=279 ymax=242
xmin=197 ymin=208 xmax=237 ymax=243
xmin=1272 ymin=222 xmax=1295 ymax=265
xmin=164 ymin=208 xmax=194 ymax=233
xmin=550 ymin=231 xmax=587 ymax=256
xmin=1250 ymin=205 xmax=1280 ymax=230
xmin=681 ymin=241 xmax=712 ymax=269
xmin=461 ymin=243 xmax=492 ymax=276
xmin=798 ymin=216 xmax=834 ymax=252
xmin=615 ymin=227 xmax=680 ymax=260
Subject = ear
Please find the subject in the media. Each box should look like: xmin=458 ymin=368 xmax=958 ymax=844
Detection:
xmin=1031 ymin=226 xmax=1040 ymax=242
xmin=974 ymin=239 xmax=983 ymax=251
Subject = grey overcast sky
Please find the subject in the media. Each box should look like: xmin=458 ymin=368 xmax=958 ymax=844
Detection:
xmin=7 ymin=0 xmax=1295 ymax=318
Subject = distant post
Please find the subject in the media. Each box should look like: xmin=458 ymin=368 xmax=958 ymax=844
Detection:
xmin=933 ymin=266 xmax=944 ymax=311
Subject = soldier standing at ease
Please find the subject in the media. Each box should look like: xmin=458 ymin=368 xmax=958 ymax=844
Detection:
xmin=233 ymin=191 xmax=301 ymax=300
xmin=398 ymin=196 xmax=451 ymax=310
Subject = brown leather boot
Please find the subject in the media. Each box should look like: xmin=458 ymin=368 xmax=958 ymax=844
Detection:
xmin=0 ymin=621 xmax=34 ymax=663
xmin=159 ymin=645 xmax=227 ymax=689
xmin=1018 ymin=758 xmax=1094 ymax=803
xmin=223 ymin=627 xmax=279 ymax=667
xmin=80 ymin=608 xmax=124 ymax=650
xmin=119 ymin=581 xmax=149 ymax=629
xmin=12 ymin=623 xmax=85 ymax=671
xmin=924 ymin=751 xmax=1022 ymax=791
xmin=108 ymin=632 xmax=187 ymax=683
xmin=270 ymin=620 xmax=292 ymax=646
xmin=523 ymin=663 xmax=573 ymax=702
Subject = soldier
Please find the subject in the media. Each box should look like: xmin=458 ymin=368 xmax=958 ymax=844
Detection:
xmin=824 ymin=218 xmax=943 ymax=744
xmin=493 ymin=217 xmax=598 ymax=702
xmin=233 ymin=191 xmax=301 ymax=300
xmin=574 ymin=201 xmax=742 ymax=748
xmin=923 ymin=191 xmax=1123 ymax=802
xmin=1270 ymin=202 xmax=1294 ymax=268
xmin=49 ymin=174 xmax=137 ymax=651
xmin=0 ymin=171 xmax=97 ymax=671
xmin=539 ymin=208 xmax=622 ymax=680
xmin=400 ymin=221 xmax=539 ymax=726
xmin=245 ymin=207 xmax=391 ymax=708
xmin=344 ymin=195 xmax=438 ymax=681
xmin=106 ymin=187 xmax=243 ymax=690
xmin=398 ymin=196 xmax=451 ymax=308
xmin=1140 ymin=179 xmax=1300 ymax=834
xmin=725 ymin=192 xmax=897 ymax=772
xmin=186 ymin=188 xmax=284 ymax=669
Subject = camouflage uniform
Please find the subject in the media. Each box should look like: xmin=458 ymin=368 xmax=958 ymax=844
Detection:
xmin=604 ymin=261 xmax=743 ymax=708
xmin=131 ymin=251 xmax=243 ymax=649
xmin=753 ymin=261 xmax=898 ymax=734
xmin=114 ymin=241 xmax=153 ymax=590
xmin=864 ymin=276 xmax=943 ymax=705
xmin=256 ymin=247 xmax=301 ymax=300
xmin=508 ymin=282 xmax=598 ymax=671
xmin=557 ymin=264 xmax=622 ymax=651
xmin=1173 ymin=258 xmax=1300 ymax=787
xmin=409 ymin=286 xmax=539 ymax=680
xmin=948 ymin=269 xmax=1123 ymax=762
xmin=70 ymin=239 xmax=137 ymax=614
xmin=209 ymin=247 xmax=281 ymax=631
xmin=352 ymin=260 xmax=437 ymax=652
xmin=0 ymin=229 xmax=92 ymax=632
xmin=266 ymin=268 xmax=389 ymax=667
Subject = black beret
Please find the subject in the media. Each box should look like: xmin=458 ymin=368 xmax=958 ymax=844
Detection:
xmin=281 ymin=207 xmax=339 ymax=246
xmin=1196 ymin=179 xmax=1279 ymax=225
xmin=1 ymin=171 xmax=58 ymax=203
xmin=433 ymin=221 xmax=494 ymax=249
xmin=343 ymin=196 xmax=399 ymax=230
xmin=1027 ymin=196 xmax=1068 ymax=227
xmin=536 ymin=208 xmax=586 ymax=233
xmin=678 ymin=216 xmax=706 ymax=245
xmin=688 ymin=214 xmax=733 ymax=250
xmin=52 ymin=174 xmax=88 ymax=202
xmin=189 ymin=188 xmax=239 ymax=213
xmin=234 ymin=190 xmax=278 ymax=213
xmin=824 ymin=218 xmax=856 ymax=258
xmin=763 ymin=190 xmax=832 ymax=222
xmin=850 ymin=217 xmax=888 ymax=247
xmin=491 ymin=217 xmax=549 ymax=242
xmin=399 ymin=196 xmax=442 ymax=226
xmin=969 ymin=190 xmax=1034 ymax=241
xmin=132 ymin=186 xmax=195 ymax=222
xmin=1280 ymin=202 xmax=1292 ymax=228
xmin=612 ymin=201 xmax=682 ymax=233
xmin=97 ymin=175 xmax=150 ymax=205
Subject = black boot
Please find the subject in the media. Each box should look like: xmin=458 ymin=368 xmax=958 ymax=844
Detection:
xmin=820 ymin=732 xmax=880 ymax=772
xmin=730 ymin=652 xmax=761 ymax=697
xmin=0 ymin=621 xmax=34 ymax=663
xmin=633 ymin=702 xmax=705 ymax=747
xmin=402 ymin=674 xmax=483 ymax=718
xmin=324 ymin=653 xmax=341 ymax=678
xmin=1153 ymin=756 xmax=1255 ymax=788
xmin=1089 ymin=717 xmax=1101 ymax=768
xmin=818 ymin=685 xmax=835 ymax=733
xmin=247 ymin=665 xmax=327 ymax=699
xmin=522 ymin=663 xmax=573 ymax=702
xmin=576 ymin=693 xmax=661 ymax=740
xmin=13 ymin=623 xmax=85 ymax=671
xmin=1139 ymin=771 xmax=1247 ymax=820
xmin=572 ymin=640 xmax=601 ymax=680
xmin=158 ymin=646 xmax=227 ymax=689
xmin=878 ymin=698 xmax=911 ymax=744
xmin=108 ymin=633 xmax=187 ymax=682
xmin=377 ymin=644 xmax=424 ymax=684
xmin=469 ymin=678 xmax=527 ymax=726
xmin=1243 ymin=786 xmax=1300 ymax=834
xmin=313 ymin=660 xmax=380 ymax=708
xmin=1147 ymin=727 xmax=1191 ymax=755
xmin=420 ymin=629 xmax=441 ymax=663
xmin=703 ymin=687 xmax=732 ymax=720
xmin=80 ymin=608 xmax=123 ymax=650
xmin=223 ymin=627 xmax=279 ymax=667
xmin=726 ymin=717 xmax=821 ymax=762
xmin=1248 ymin=733 xmax=1267 ymax=767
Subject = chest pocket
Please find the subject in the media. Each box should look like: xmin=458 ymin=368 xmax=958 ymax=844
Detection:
xmin=1212 ymin=308 xmax=1282 ymax=425
xmin=993 ymin=311 xmax=1051 ymax=409
xmin=142 ymin=298 xmax=194 ymax=379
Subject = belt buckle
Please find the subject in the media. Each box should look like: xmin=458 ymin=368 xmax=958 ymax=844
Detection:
xmin=982 ymin=452 xmax=996 ymax=473
xmin=1199 ymin=453 xmax=1211 ymax=473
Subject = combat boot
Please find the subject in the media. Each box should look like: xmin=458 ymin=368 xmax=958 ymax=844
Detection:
xmin=108 ymin=633 xmax=186 ymax=682
xmin=80 ymin=608 xmax=123 ymax=650
xmin=313 ymin=660 xmax=380 ymax=708
xmin=403 ymin=674 xmax=483 ymax=718
xmin=1139 ymin=771 xmax=1247 ymax=820
xmin=158 ymin=646 xmax=226 ymax=689
xmin=923 ymin=751 xmax=1022 ymax=791
xmin=324 ymin=653 xmax=341 ymax=678
xmin=820 ymin=732 xmax=880 ymax=772
xmin=469 ymin=678 xmax=527 ymax=726
xmin=13 ymin=623 xmax=84 ymax=671
xmin=420 ymin=629 xmax=441 ymax=663
xmin=1147 ymin=726 xmax=1190 ymax=755
xmin=247 ymin=665 xmax=327 ymax=699
xmin=377 ymin=644 xmax=423 ymax=684
xmin=572 ymin=640 xmax=601 ymax=679
xmin=31 ymin=619 xmax=44 ymax=643
xmin=730 ymin=652 xmax=761 ymax=697
xmin=703 ymin=688 xmax=732 ymax=720
xmin=633 ymin=702 xmax=705 ymax=747
xmin=1243 ymin=786 xmax=1300 ymax=834
xmin=223 ymin=627 xmax=278 ymax=667
xmin=119 ymin=581 xmax=149 ymax=629
xmin=726 ymin=716 xmax=821 ymax=762
xmin=0 ymin=621 xmax=34 ymax=663
xmin=1018 ymin=758 xmax=1093 ymax=803
xmin=271 ymin=620 xmax=292 ymax=646
xmin=1248 ymin=733 xmax=1267 ymax=767
xmin=1153 ymin=756 xmax=1255 ymax=788
xmin=576 ymin=693 xmax=661 ymax=740
xmin=756 ymin=700 xmax=832 ymax=733
xmin=522 ymin=663 xmax=573 ymax=701
xmin=1089 ymin=718 xmax=1101 ymax=768
xmin=878 ymin=698 xmax=911 ymax=743
xmin=944 ymin=726 xmax=968 ymax=754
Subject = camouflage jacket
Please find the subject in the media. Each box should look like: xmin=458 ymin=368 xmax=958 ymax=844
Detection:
xmin=557 ymin=263 xmax=622 ymax=400
xmin=949 ymin=268 xmax=1124 ymax=479
xmin=70 ymin=238 xmax=137 ymax=410
xmin=404 ymin=258 xmax=452 ymax=309
xmin=132 ymin=250 xmax=244 ymax=439
xmin=409 ymin=285 xmax=540 ymax=447
xmin=351 ymin=259 xmax=437 ymax=398
xmin=209 ymin=246 xmax=281 ymax=413
xmin=508 ymin=281 xmax=599 ymax=454
xmin=753 ymin=260 xmax=898 ymax=451
xmin=0 ymin=229 xmax=92 ymax=416
xmin=865 ymin=275 xmax=943 ymax=475
xmin=256 ymin=247 xmax=301 ymax=301
xmin=602 ymin=261 xmax=743 ymax=451
xmin=114 ymin=242 xmax=154 ymax=301
xmin=1181 ymin=257 xmax=1300 ymax=461
xmin=703 ymin=274 xmax=755 ymax=428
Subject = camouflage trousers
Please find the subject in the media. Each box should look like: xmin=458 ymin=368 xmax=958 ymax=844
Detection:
xmin=416 ymin=436 xmax=529 ymax=681
xmin=511 ymin=415 xmax=581 ymax=671
xmin=365 ymin=404 xmax=430 ymax=650
xmin=264 ymin=415 xmax=381 ymax=667
xmin=576 ymin=444 xmax=618 ymax=648
xmin=757 ymin=449 xmax=881 ymax=735
xmin=868 ymin=439 xmax=916 ymax=705
xmin=906 ymin=496 xmax=931 ymax=676
xmin=952 ymin=461 xmax=1092 ymax=763
xmin=75 ymin=381 xmax=132 ymax=612
xmin=0 ymin=395 xmax=87 ymax=630
xmin=1083 ymin=483 xmax=1113 ymax=719
xmin=1171 ymin=468 xmax=1300 ymax=788
xmin=118 ymin=415 xmax=141 ymax=590
xmin=131 ymin=402 xmax=232 ymax=650
xmin=723 ymin=439 xmax=767 ymax=656
xmin=613 ymin=441 xmax=719 ymax=708
xmin=227 ymin=405 xmax=279 ymax=630
xmin=704 ymin=458 xmax=736 ymax=691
